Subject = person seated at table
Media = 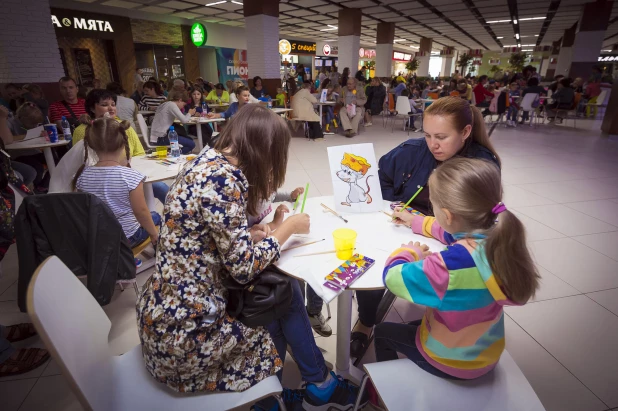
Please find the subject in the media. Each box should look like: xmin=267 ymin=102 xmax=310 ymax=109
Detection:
xmin=389 ymin=76 xmax=407 ymax=97
xmin=225 ymin=79 xmax=235 ymax=95
xmin=131 ymin=81 xmax=144 ymax=105
xmin=49 ymin=77 xmax=87 ymax=130
xmin=136 ymin=105 xmax=362 ymax=410
xmin=473 ymin=75 xmax=494 ymax=116
xmin=274 ymin=87 xmax=286 ymax=108
xmin=519 ymin=77 xmax=546 ymax=124
xmin=339 ymin=78 xmax=367 ymax=138
xmin=0 ymin=106 xmax=38 ymax=188
xmin=350 ymin=97 xmax=500 ymax=359
xmin=150 ymin=89 xmax=196 ymax=155
xmin=377 ymin=157 xmax=539 ymax=381
xmin=506 ymin=82 xmax=521 ymax=127
xmin=250 ymin=76 xmax=267 ymax=100
xmin=185 ymin=86 xmax=214 ymax=147
xmin=546 ymin=78 xmax=575 ymax=124
xmin=22 ymin=84 xmax=49 ymax=120
xmin=364 ymin=77 xmax=386 ymax=127
xmin=457 ymin=79 xmax=472 ymax=102
xmin=138 ymin=81 xmax=167 ymax=111
xmin=106 ymin=82 xmax=138 ymax=130
xmin=289 ymin=82 xmax=322 ymax=139
xmin=73 ymin=118 xmax=160 ymax=254
xmin=205 ymin=83 xmax=230 ymax=104
xmin=207 ymin=86 xmax=251 ymax=121
xmin=4 ymin=83 xmax=24 ymax=113
xmin=230 ymin=81 xmax=260 ymax=104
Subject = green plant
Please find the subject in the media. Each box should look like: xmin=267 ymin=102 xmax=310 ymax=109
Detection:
xmin=457 ymin=53 xmax=474 ymax=74
xmin=366 ymin=60 xmax=376 ymax=69
xmin=489 ymin=65 xmax=500 ymax=73
xmin=469 ymin=65 xmax=477 ymax=75
xmin=509 ymin=52 xmax=528 ymax=73
xmin=406 ymin=57 xmax=420 ymax=73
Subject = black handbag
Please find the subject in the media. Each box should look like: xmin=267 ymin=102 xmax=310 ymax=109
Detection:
xmin=223 ymin=265 xmax=293 ymax=328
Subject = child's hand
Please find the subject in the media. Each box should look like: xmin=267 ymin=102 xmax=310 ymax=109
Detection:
xmin=392 ymin=207 xmax=414 ymax=227
xmin=291 ymin=187 xmax=304 ymax=201
xmin=401 ymin=241 xmax=432 ymax=259
xmin=273 ymin=204 xmax=289 ymax=225
xmin=250 ymin=223 xmax=272 ymax=242
xmin=150 ymin=233 xmax=159 ymax=247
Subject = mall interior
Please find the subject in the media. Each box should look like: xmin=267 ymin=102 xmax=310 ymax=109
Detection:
xmin=1 ymin=0 xmax=618 ymax=410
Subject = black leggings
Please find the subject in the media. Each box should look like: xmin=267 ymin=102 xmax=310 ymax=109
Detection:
xmin=356 ymin=289 xmax=386 ymax=327
xmin=188 ymin=124 xmax=214 ymax=147
xmin=13 ymin=154 xmax=49 ymax=187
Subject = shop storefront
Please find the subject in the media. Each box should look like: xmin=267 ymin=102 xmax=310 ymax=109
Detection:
xmin=358 ymin=48 xmax=376 ymax=79
xmin=316 ymin=42 xmax=339 ymax=76
xmin=392 ymin=51 xmax=413 ymax=77
xmin=279 ymin=39 xmax=316 ymax=82
xmin=51 ymin=8 xmax=135 ymax=93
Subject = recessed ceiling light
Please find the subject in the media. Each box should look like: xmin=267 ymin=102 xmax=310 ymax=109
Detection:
xmin=393 ymin=39 xmax=406 ymax=42
xmin=497 ymin=36 xmax=504 ymax=39
xmin=521 ymin=49 xmax=533 ymax=51
xmin=205 ymin=1 xmax=226 ymax=5
xmin=486 ymin=19 xmax=511 ymax=24
xmin=519 ymin=17 xmax=546 ymax=21
xmin=231 ymin=0 xmax=243 ymax=4
xmin=515 ymin=33 xmax=520 ymax=39
xmin=513 ymin=19 xmax=518 ymax=24
xmin=535 ymin=35 xmax=539 ymax=37
xmin=410 ymin=45 xmax=418 ymax=49
xmin=176 ymin=50 xmax=182 ymax=53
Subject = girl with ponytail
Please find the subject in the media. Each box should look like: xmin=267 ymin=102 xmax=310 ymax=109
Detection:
xmin=377 ymin=157 xmax=539 ymax=380
xmin=73 ymin=117 xmax=161 ymax=249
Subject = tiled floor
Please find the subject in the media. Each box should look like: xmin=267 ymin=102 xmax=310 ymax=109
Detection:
xmin=2 ymin=118 xmax=618 ymax=410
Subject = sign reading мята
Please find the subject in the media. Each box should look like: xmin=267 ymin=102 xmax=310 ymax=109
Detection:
xmin=51 ymin=15 xmax=114 ymax=32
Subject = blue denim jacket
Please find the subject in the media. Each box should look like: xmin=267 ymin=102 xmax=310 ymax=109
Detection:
xmin=378 ymin=137 xmax=499 ymax=204
xmin=221 ymin=102 xmax=240 ymax=119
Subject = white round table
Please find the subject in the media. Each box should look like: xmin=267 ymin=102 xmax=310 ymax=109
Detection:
xmin=315 ymin=102 xmax=336 ymax=126
xmin=181 ymin=117 xmax=226 ymax=152
xmin=271 ymin=195 xmax=444 ymax=382
xmin=5 ymin=137 xmax=70 ymax=176
xmin=131 ymin=155 xmax=187 ymax=210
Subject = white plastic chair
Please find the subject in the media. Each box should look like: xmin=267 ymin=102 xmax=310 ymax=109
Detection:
xmin=137 ymin=114 xmax=156 ymax=150
xmin=27 ymin=256 xmax=286 ymax=411
xmin=392 ymin=96 xmax=421 ymax=133
xmin=519 ymin=93 xmax=540 ymax=126
xmin=360 ymin=353 xmax=544 ymax=411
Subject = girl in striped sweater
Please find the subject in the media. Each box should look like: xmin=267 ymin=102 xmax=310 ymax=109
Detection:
xmin=377 ymin=157 xmax=539 ymax=380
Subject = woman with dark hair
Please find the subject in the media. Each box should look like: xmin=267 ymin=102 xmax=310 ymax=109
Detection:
xmin=250 ymin=76 xmax=265 ymax=99
xmin=341 ymin=67 xmax=350 ymax=87
xmin=106 ymin=82 xmax=138 ymax=128
xmin=185 ymin=86 xmax=213 ymax=147
xmin=137 ymin=104 xmax=362 ymax=410
xmin=139 ymin=80 xmax=166 ymax=111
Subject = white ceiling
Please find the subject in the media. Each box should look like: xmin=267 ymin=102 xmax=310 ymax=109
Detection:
xmin=58 ymin=0 xmax=618 ymax=51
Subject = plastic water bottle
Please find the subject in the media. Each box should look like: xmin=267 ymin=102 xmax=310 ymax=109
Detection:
xmin=61 ymin=116 xmax=72 ymax=142
xmin=267 ymin=96 xmax=273 ymax=109
xmin=168 ymin=126 xmax=180 ymax=158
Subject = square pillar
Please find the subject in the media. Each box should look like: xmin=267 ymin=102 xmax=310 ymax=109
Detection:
xmin=569 ymin=0 xmax=613 ymax=79
xmin=244 ymin=0 xmax=280 ymax=96
xmin=417 ymin=37 xmax=432 ymax=77
xmin=375 ymin=22 xmax=395 ymax=78
xmin=555 ymin=24 xmax=577 ymax=76
xmin=338 ymin=9 xmax=362 ymax=80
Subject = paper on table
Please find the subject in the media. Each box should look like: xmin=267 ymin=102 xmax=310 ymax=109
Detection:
xmin=25 ymin=126 xmax=45 ymax=140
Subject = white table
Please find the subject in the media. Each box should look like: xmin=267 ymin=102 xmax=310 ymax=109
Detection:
xmin=182 ymin=117 xmax=226 ymax=152
xmin=5 ymin=137 xmax=70 ymax=176
xmin=271 ymin=196 xmax=444 ymax=383
xmin=271 ymin=107 xmax=293 ymax=116
xmin=131 ymin=155 xmax=186 ymax=211
xmin=138 ymin=110 xmax=155 ymax=116
xmin=315 ymin=102 xmax=336 ymax=127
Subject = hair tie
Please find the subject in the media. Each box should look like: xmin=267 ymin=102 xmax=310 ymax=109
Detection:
xmin=492 ymin=202 xmax=507 ymax=214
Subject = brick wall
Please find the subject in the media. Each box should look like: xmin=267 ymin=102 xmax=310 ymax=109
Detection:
xmin=57 ymin=37 xmax=112 ymax=86
xmin=0 ymin=0 xmax=65 ymax=83
xmin=245 ymin=15 xmax=280 ymax=79
xmin=131 ymin=19 xmax=183 ymax=46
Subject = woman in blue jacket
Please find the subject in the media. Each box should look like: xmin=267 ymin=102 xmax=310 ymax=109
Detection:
xmin=351 ymin=96 xmax=501 ymax=358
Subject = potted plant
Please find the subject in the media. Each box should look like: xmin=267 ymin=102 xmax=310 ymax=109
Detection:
xmin=457 ymin=53 xmax=474 ymax=75
xmin=406 ymin=57 xmax=420 ymax=74
xmin=508 ymin=52 xmax=528 ymax=73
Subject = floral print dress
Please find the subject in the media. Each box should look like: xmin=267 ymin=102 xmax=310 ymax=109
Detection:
xmin=137 ymin=148 xmax=283 ymax=393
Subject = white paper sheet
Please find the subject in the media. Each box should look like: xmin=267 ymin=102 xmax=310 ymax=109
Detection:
xmin=25 ymin=126 xmax=45 ymax=140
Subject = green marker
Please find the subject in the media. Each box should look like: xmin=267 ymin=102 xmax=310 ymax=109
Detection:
xmin=293 ymin=193 xmax=300 ymax=212
xmin=300 ymin=183 xmax=310 ymax=213
xmin=393 ymin=185 xmax=423 ymax=220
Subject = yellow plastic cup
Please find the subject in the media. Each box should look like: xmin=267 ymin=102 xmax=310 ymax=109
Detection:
xmin=156 ymin=146 xmax=167 ymax=159
xmin=332 ymin=228 xmax=357 ymax=260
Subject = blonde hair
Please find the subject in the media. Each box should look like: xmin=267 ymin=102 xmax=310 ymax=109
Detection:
xmin=424 ymin=97 xmax=501 ymax=167
xmin=429 ymin=157 xmax=539 ymax=303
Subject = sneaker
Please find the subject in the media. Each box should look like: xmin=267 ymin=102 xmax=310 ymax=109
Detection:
xmin=303 ymin=371 xmax=367 ymax=411
xmin=333 ymin=118 xmax=338 ymax=128
xmin=135 ymin=258 xmax=142 ymax=268
xmin=309 ymin=312 xmax=332 ymax=337
xmin=251 ymin=388 xmax=304 ymax=411
xmin=365 ymin=122 xmax=372 ymax=126
xmin=324 ymin=124 xmax=334 ymax=135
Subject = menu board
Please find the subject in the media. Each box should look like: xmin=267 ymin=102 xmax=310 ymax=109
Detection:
xmin=73 ymin=48 xmax=95 ymax=87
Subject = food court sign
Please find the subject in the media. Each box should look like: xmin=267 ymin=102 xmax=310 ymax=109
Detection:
xmin=359 ymin=48 xmax=376 ymax=59
xmin=279 ymin=39 xmax=316 ymax=55
xmin=190 ymin=23 xmax=207 ymax=47
xmin=51 ymin=14 xmax=114 ymax=32
xmin=598 ymin=54 xmax=618 ymax=62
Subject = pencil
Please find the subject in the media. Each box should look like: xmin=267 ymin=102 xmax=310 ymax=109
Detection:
xmin=392 ymin=185 xmax=424 ymax=220
xmin=281 ymin=238 xmax=325 ymax=252
xmin=300 ymin=183 xmax=309 ymax=213
xmin=382 ymin=211 xmax=393 ymax=218
xmin=293 ymin=194 xmax=300 ymax=211
xmin=320 ymin=203 xmax=349 ymax=223
xmin=294 ymin=248 xmax=356 ymax=258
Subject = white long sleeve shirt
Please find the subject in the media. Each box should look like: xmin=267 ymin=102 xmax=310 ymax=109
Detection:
xmin=150 ymin=101 xmax=193 ymax=143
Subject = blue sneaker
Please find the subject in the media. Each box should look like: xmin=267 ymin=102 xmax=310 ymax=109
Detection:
xmin=303 ymin=371 xmax=365 ymax=410
xmin=135 ymin=258 xmax=142 ymax=268
xmin=251 ymin=388 xmax=304 ymax=411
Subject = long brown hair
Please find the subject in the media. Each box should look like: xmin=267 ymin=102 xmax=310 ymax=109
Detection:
xmin=424 ymin=96 xmax=501 ymax=167
xmin=429 ymin=158 xmax=539 ymax=303
xmin=214 ymin=105 xmax=290 ymax=216
xmin=72 ymin=118 xmax=132 ymax=190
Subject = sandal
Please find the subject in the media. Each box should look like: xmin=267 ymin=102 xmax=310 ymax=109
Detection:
xmin=5 ymin=323 xmax=37 ymax=343
xmin=0 ymin=348 xmax=50 ymax=377
xmin=350 ymin=331 xmax=370 ymax=359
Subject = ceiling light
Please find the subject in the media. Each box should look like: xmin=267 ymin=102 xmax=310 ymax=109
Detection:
xmin=176 ymin=50 xmax=182 ymax=53
xmin=519 ymin=17 xmax=546 ymax=21
xmin=522 ymin=49 xmax=533 ymax=51
xmin=497 ymin=36 xmax=504 ymax=39
xmin=320 ymin=25 xmax=338 ymax=31
xmin=231 ymin=0 xmax=243 ymax=4
xmin=410 ymin=45 xmax=419 ymax=49
xmin=603 ymin=49 xmax=612 ymax=52
xmin=486 ymin=19 xmax=511 ymax=24
xmin=515 ymin=33 xmax=520 ymax=39
xmin=534 ymin=35 xmax=539 ymax=37
xmin=517 ymin=43 xmax=521 ymax=47
xmin=205 ymin=1 xmax=226 ymax=5
xmin=513 ymin=19 xmax=518 ymax=24
xmin=393 ymin=39 xmax=406 ymax=42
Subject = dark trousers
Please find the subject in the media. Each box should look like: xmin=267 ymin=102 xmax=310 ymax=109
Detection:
xmin=13 ymin=154 xmax=49 ymax=187
xmin=188 ymin=124 xmax=214 ymax=148
xmin=356 ymin=289 xmax=385 ymax=327
xmin=374 ymin=321 xmax=460 ymax=380
xmin=156 ymin=125 xmax=196 ymax=155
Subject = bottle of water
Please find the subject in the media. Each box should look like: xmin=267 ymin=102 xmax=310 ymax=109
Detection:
xmin=61 ymin=116 xmax=72 ymax=142
xmin=267 ymin=96 xmax=273 ymax=109
xmin=168 ymin=126 xmax=180 ymax=158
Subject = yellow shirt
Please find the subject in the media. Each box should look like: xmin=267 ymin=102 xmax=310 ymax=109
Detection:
xmin=72 ymin=119 xmax=145 ymax=157
xmin=206 ymin=90 xmax=230 ymax=103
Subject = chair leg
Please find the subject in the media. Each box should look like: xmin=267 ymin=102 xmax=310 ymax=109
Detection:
xmin=119 ymin=283 xmax=124 ymax=292
xmin=326 ymin=302 xmax=332 ymax=321
xmin=353 ymin=374 xmax=370 ymax=411
xmin=133 ymin=282 xmax=140 ymax=297
xmin=274 ymin=394 xmax=287 ymax=411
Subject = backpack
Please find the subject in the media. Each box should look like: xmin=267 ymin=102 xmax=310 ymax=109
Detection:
xmin=305 ymin=121 xmax=323 ymax=139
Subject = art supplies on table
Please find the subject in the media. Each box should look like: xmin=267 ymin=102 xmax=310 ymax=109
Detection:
xmin=300 ymin=183 xmax=309 ymax=213
xmin=390 ymin=202 xmax=426 ymax=217
xmin=320 ymin=203 xmax=348 ymax=223
xmin=323 ymin=254 xmax=375 ymax=294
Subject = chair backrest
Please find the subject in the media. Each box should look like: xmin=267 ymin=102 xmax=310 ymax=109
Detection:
xmin=572 ymin=92 xmax=582 ymax=110
xmin=388 ymin=93 xmax=395 ymax=111
xmin=136 ymin=114 xmax=152 ymax=148
xmin=428 ymin=92 xmax=439 ymax=100
xmin=450 ymin=91 xmax=460 ymax=97
xmin=395 ymin=96 xmax=412 ymax=115
xmin=27 ymin=256 xmax=114 ymax=410
xmin=520 ymin=93 xmax=539 ymax=110
xmin=597 ymin=88 xmax=608 ymax=105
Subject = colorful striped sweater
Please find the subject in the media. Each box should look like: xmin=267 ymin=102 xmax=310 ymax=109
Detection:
xmin=383 ymin=215 xmax=516 ymax=379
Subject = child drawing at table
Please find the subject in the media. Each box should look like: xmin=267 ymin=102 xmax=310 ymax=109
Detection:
xmin=376 ymin=157 xmax=539 ymax=380
xmin=73 ymin=118 xmax=160 ymax=255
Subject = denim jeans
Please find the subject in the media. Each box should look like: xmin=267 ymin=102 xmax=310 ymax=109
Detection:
xmin=127 ymin=212 xmax=161 ymax=248
xmin=299 ymin=280 xmax=324 ymax=316
xmin=506 ymin=106 xmax=518 ymax=121
xmin=266 ymin=279 xmax=328 ymax=383
xmin=356 ymin=289 xmax=385 ymax=327
xmin=152 ymin=182 xmax=169 ymax=204
xmin=325 ymin=106 xmax=334 ymax=125
xmin=374 ymin=321 xmax=460 ymax=380
xmin=11 ymin=161 xmax=37 ymax=186
xmin=156 ymin=136 xmax=196 ymax=155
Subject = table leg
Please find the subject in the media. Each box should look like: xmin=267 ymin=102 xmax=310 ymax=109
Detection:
xmin=335 ymin=290 xmax=365 ymax=384
xmin=144 ymin=182 xmax=156 ymax=211
xmin=43 ymin=147 xmax=56 ymax=176
xmin=319 ymin=105 xmax=324 ymax=127
xmin=196 ymin=124 xmax=203 ymax=153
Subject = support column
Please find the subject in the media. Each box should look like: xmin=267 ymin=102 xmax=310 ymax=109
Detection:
xmin=416 ymin=38 xmax=432 ymax=77
xmin=338 ymin=9 xmax=362 ymax=81
xmin=555 ymin=24 xmax=577 ymax=77
xmin=545 ymin=40 xmax=561 ymax=79
xmin=440 ymin=47 xmax=455 ymax=77
xmin=243 ymin=0 xmax=280 ymax=96
xmin=0 ymin=0 xmax=64 ymax=96
xmin=569 ymin=0 xmax=613 ymax=79
xmin=375 ymin=22 xmax=395 ymax=78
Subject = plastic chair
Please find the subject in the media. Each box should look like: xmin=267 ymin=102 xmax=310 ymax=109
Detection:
xmin=382 ymin=94 xmax=396 ymax=127
xmin=359 ymin=352 xmax=544 ymax=411
xmin=585 ymin=88 xmax=608 ymax=118
xmin=392 ymin=96 xmax=422 ymax=134
xmin=27 ymin=256 xmax=287 ymax=411
xmin=519 ymin=93 xmax=540 ymax=126
xmin=427 ymin=92 xmax=439 ymax=100
xmin=556 ymin=93 xmax=582 ymax=128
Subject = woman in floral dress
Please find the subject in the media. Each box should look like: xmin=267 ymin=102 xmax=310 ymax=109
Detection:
xmin=137 ymin=105 xmax=361 ymax=410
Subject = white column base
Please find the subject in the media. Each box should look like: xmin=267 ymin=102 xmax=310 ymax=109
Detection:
xmin=338 ymin=35 xmax=360 ymax=77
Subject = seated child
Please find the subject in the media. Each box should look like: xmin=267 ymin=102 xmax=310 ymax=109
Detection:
xmin=275 ymin=87 xmax=286 ymax=108
xmin=376 ymin=157 xmax=539 ymax=380
xmin=506 ymin=82 xmax=520 ymax=126
xmin=73 ymin=118 xmax=160 ymax=254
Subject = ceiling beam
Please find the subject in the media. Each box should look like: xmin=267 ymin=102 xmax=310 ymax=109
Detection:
xmin=506 ymin=0 xmax=521 ymax=48
xmin=460 ymin=0 xmax=504 ymax=49
xmin=536 ymin=0 xmax=561 ymax=46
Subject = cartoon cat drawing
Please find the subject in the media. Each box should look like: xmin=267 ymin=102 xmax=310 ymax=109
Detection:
xmin=336 ymin=153 xmax=373 ymax=206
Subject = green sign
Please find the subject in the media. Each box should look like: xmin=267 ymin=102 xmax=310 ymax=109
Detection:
xmin=190 ymin=23 xmax=206 ymax=47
